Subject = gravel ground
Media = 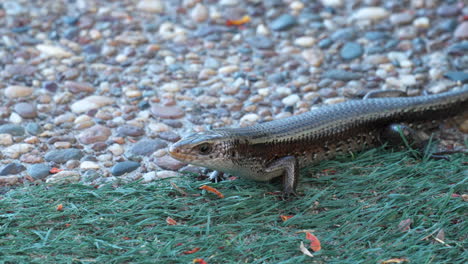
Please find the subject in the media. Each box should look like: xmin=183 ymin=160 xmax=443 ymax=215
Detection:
xmin=0 ymin=0 xmax=467 ymax=190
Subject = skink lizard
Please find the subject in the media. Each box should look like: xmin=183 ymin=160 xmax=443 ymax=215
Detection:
xmin=168 ymin=87 xmax=468 ymax=196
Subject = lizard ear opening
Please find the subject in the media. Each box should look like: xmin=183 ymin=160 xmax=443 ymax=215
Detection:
xmin=196 ymin=143 xmax=213 ymax=155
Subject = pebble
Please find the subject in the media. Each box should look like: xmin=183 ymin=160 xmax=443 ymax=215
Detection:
xmin=413 ymin=17 xmax=430 ymax=29
xmin=294 ymin=36 xmax=316 ymax=47
xmin=444 ymin=72 xmax=468 ymax=83
xmin=36 ymin=44 xmax=73 ymax=58
xmin=302 ymin=49 xmax=324 ymax=67
xmin=0 ymin=124 xmax=25 ymax=136
xmin=44 ymin=149 xmax=83 ymax=163
xmin=117 ymin=125 xmax=145 ymax=137
xmin=25 ymin=123 xmax=41 ymax=135
xmin=137 ymin=0 xmax=164 ymax=13
xmin=270 ymin=14 xmax=297 ymax=31
xmin=320 ymin=0 xmax=343 ymax=7
xmin=0 ymin=134 xmax=13 ymax=145
xmin=64 ymin=81 xmax=95 ymax=94
xmin=340 ymin=42 xmax=364 ymax=60
xmin=0 ymin=163 xmax=26 ymax=176
xmin=129 ymin=139 xmax=167 ymax=156
xmin=351 ymin=7 xmax=389 ymax=21
xmin=161 ymin=82 xmax=181 ymax=93
xmin=3 ymin=144 xmax=34 ymax=159
xmin=70 ymin=96 xmax=115 ymax=114
xmin=27 ymin=164 xmax=51 ymax=180
xmin=46 ymin=171 xmax=81 ymax=184
xmin=390 ymin=12 xmax=414 ymax=25
xmin=142 ymin=171 xmax=157 ymax=183
xmin=191 ymin=3 xmax=209 ymax=22
xmin=156 ymin=170 xmax=179 ymax=179
xmin=109 ymin=144 xmax=124 ymax=156
xmin=437 ymin=4 xmax=460 ymax=17
xmin=246 ymin=36 xmax=274 ymax=49
xmin=218 ymin=65 xmax=239 ymax=74
xmin=111 ymin=161 xmax=140 ymax=176
xmin=240 ymin=113 xmax=260 ymax=126
xmin=78 ymin=125 xmax=112 ymax=144
xmin=323 ymin=69 xmax=361 ymax=81
xmin=454 ymin=22 xmax=468 ymax=39
xmin=282 ymin=94 xmax=300 ymax=106
xmin=151 ymin=105 xmax=185 ymax=119
xmin=155 ymin=155 xmax=186 ymax=170
xmin=80 ymin=161 xmax=100 ymax=170
xmin=4 ymin=85 xmax=33 ymax=99
xmin=14 ymin=103 xmax=37 ymax=119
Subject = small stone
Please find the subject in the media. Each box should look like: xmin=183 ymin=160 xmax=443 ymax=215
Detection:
xmin=161 ymin=82 xmax=181 ymax=93
xmin=111 ymin=161 xmax=140 ymax=176
xmin=191 ymin=3 xmax=208 ymax=22
xmin=70 ymin=96 xmax=114 ymax=113
xmin=444 ymin=72 xmax=468 ymax=83
xmin=45 ymin=149 xmax=83 ymax=163
xmin=25 ymin=123 xmax=41 ymax=135
xmin=270 ymin=14 xmax=297 ymax=31
xmin=437 ymin=4 xmax=460 ymax=17
xmin=43 ymin=81 xmax=59 ymax=93
xmin=155 ymin=155 xmax=186 ymax=170
xmin=64 ymin=81 xmax=95 ymax=93
xmin=413 ymin=17 xmax=430 ymax=29
xmin=46 ymin=171 xmax=80 ymax=184
xmin=427 ymin=80 xmax=454 ymax=94
xmin=0 ymin=124 xmax=25 ymax=136
xmin=454 ymin=22 xmax=468 ymax=39
xmin=14 ymin=102 xmax=37 ymax=118
xmin=240 ymin=113 xmax=260 ymax=126
xmin=4 ymin=85 xmax=33 ymax=98
xmin=0 ymin=134 xmax=13 ymax=145
xmin=351 ymin=7 xmax=389 ymax=21
xmin=151 ymin=105 xmax=185 ymax=119
xmin=324 ymin=97 xmax=347 ymax=105
xmin=302 ymin=49 xmax=324 ymax=66
xmin=340 ymin=42 xmax=363 ymax=60
xmin=318 ymin=38 xmax=333 ymax=49
xmin=218 ymin=65 xmax=239 ymax=74
xmin=390 ymin=12 xmax=414 ymax=25
xmin=129 ymin=139 xmax=167 ymax=156
xmin=142 ymin=171 xmax=157 ymax=183
xmin=36 ymin=44 xmax=73 ymax=58
xmin=27 ymin=164 xmax=51 ymax=180
xmin=246 ymin=36 xmax=274 ymax=49
xmin=109 ymin=144 xmax=124 ymax=156
xmin=3 ymin=143 xmax=34 ymax=158
xmin=294 ymin=36 xmax=315 ymax=47
xmin=137 ymin=0 xmax=164 ymax=13
xmin=158 ymin=131 xmax=181 ymax=142
xmin=78 ymin=125 xmax=112 ymax=144
xmin=320 ymin=0 xmax=343 ymax=7
xmin=447 ymin=42 xmax=468 ymax=56
xmin=80 ymin=161 xmax=100 ymax=170
xmin=0 ymin=163 xmax=26 ymax=176
xmin=156 ymin=170 xmax=179 ymax=179
xmin=0 ymin=176 xmax=19 ymax=185
xmin=323 ymin=70 xmax=361 ymax=81
xmin=282 ymin=94 xmax=300 ymax=106
xmin=117 ymin=125 xmax=145 ymax=137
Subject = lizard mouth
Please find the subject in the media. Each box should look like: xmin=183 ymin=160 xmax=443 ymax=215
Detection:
xmin=168 ymin=144 xmax=193 ymax=162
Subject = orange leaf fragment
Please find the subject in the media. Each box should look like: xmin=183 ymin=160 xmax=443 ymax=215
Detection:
xmin=56 ymin=204 xmax=63 ymax=211
xmin=305 ymin=232 xmax=321 ymax=252
xmin=50 ymin=168 xmax=63 ymax=174
xmin=183 ymin=247 xmax=201 ymax=254
xmin=280 ymin=215 xmax=294 ymax=222
xmin=381 ymin=258 xmax=409 ymax=264
xmin=193 ymin=258 xmax=208 ymax=264
xmin=199 ymin=185 xmax=224 ymax=198
xmin=166 ymin=217 xmax=178 ymax=225
xmin=65 ymin=223 xmax=71 ymax=228
xmin=226 ymin=15 xmax=251 ymax=26
xmin=122 ymin=236 xmax=131 ymax=240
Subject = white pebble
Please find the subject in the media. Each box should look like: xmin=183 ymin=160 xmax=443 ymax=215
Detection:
xmin=36 ymin=44 xmax=72 ymax=58
xmin=282 ymin=94 xmax=300 ymax=106
xmin=413 ymin=17 xmax=430 ymax=29
xmin=156 ymin=170 xmax=179 ymax=179
xmin=218 ymin=65 xmax=239 ymax=74
xmin=320 ymin=0 xmax=343 ymax=7
xmin=191 ymin=3 xmax=209 ymax=22
xmin=137 ymin=0 xmax=164 ymax=13
xmin=3 ymin=143 xmax=33 ymax=158
xmin=276 ymin=87 xmax=292 ymax=96
xmin=9 ymin=113 xmax=22 ymax=124
xmin=46 ymin=171 xmax=80 ymax=184
xmin=142 ymin=171 xmax=157 ymax=183
xmin=70 ymin=96 xmax=115 ymax=114
xmin=108 ymin=144 xmax=124 ymax=156
xmin=240 ymin=113 xmax=260 ymax=127
xmin=351 ymin=7 xmax=389 ymax=21
xmin=80 ymin=161 xmax=100 ymax=170
xmin=161 ymin=82 xmax=181 ymax=92
xmin=0 ymin=134 xmax=13 ymax=146
xmin=294 ymin=36 xmax=316 ymax=47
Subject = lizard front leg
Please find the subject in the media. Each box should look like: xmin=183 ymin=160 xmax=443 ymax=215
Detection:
xmin=265 ymin=156 xmax=299 ymax=197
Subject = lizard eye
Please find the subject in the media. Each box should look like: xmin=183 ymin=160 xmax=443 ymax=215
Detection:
xmin=197 ymin=143 xmax=212 ymax=155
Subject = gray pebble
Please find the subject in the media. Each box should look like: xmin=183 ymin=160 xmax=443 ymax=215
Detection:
xmin=270 ymin=14 xmax=297 ymax=31
xmin=117 ymin=125 xmax=145 ymax=137
xmin=0 ymin=163 xmax=26 ymax=176
xmin=331 ymin=28 xmax=356 ymax=41
xmin=246 ymin=36 xmax=274 ymax=49
xmin=129 ymin=139 xmax=167 ymax=156
xmin=0 ymin=124 xmax=25 ymax=136
xmin=27 ymin=164 xmax=51 ymax=180
xmin=45 ymin=148 xmax=83 ymax=163
xmin=340 ymin=42 xmax=364 ymax=60
xmin=323 ymin=69 xmax=361 ymax=81
xmin=111 ymin=161 xmax=140 ymax=176
xmin=14 ymin=102 xmax=37 ymax=118
xmin=155 ymin=155 xmax=186 ymax=171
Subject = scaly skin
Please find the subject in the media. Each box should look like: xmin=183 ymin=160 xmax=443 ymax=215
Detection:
xmin=168 ymin=87 xmax=468 ymax=195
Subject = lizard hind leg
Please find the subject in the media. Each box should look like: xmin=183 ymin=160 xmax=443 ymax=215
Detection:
xmin=265 ymin=156 xmax=299 ymax=198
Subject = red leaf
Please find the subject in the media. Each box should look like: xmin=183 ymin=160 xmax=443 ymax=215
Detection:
xmin=183 ymin=247 xmax=200 ymax=254
xmin=305 ymin=232 xmax=321 ymax=252
xmin=199 ymin=185 xmax=224 ymax=198
xmin=226 ymin=15 xmax=251 ymax=26
xmin=193 ymin=258 xmax=207 ymax=264
xmin=280 ymin=215 xmax=294 ymax=222
xmin=56 ymin=204 xmax=63 ymax=211
xmin=166 ymin=217 xmax=178 ymax=225
xmin=50 ymin=168 xmax=63 ymax=174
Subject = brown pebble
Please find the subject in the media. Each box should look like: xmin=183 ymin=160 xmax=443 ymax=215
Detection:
xmin=155 ymin=155 xmax=186 ymax=170
xmin=78 ymin=125 xmax=112 ymax=144
xmin=64 ymin=81 xmax=95 ymax=93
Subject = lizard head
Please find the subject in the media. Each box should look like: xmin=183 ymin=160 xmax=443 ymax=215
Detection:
xmin=168 ymin=130 xmax=234 ymax=170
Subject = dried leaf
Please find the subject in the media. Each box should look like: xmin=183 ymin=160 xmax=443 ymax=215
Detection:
xmin=226 ymin=15 xmax=251 ymax=26
xmin=199 ymin=185 xmax=224 ymax=198
xmin=183 ymin=247 xmax=201 ymax=254
xmin=299 ymin=241 xmax=314 ymax=257
xmin=380 ymin=258 xmax=409 ymax=264
xmin=280 ymin=215 xmax=294 ymax=222
xmin=398 ymin=218 xmax=412 ymax=232
xmin=305 ymin=232 xmax=321 ymax=252
xmin=65 ymin=223 xmax=71 ymax=228
xmin=171 ymin=182 xmax=188 ymax=196
xmin=56 ymin=204 xmax=63 ymax=211
xmin=50 ymin=168 xmax=63 ymax=174
xmin=166 ymin=216 xmax=178 ymax=225
xmin=193 ymin=258 xmax=207 ymax=264
xmin=122 ymin=236 xmax=131 ymax=240
xmin=435 ymin=229 xmax=445 ymax=242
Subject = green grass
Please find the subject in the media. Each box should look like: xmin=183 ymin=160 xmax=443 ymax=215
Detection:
xmin=1 ymin=148 xmax=467 ymax=263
